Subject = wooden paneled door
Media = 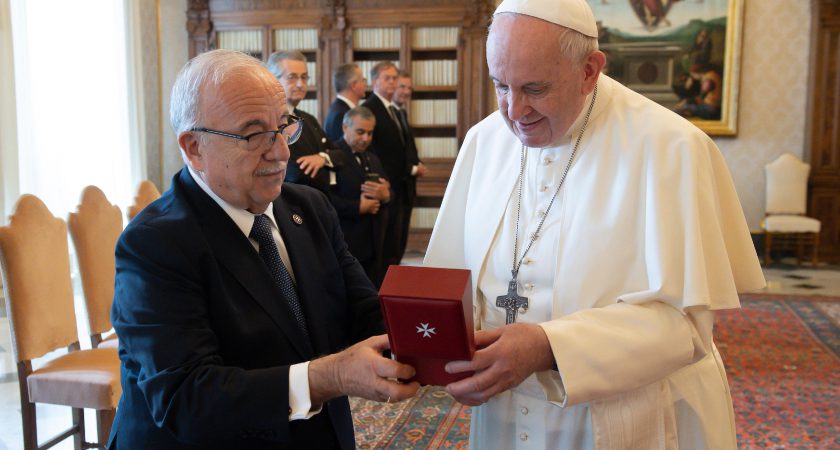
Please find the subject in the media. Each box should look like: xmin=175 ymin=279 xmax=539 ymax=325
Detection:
xmin=808 ymin=0 xmax=840 ymax=263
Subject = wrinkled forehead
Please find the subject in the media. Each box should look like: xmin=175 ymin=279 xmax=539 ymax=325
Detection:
xmin=199 ymin=68 xmax=284 ymax=110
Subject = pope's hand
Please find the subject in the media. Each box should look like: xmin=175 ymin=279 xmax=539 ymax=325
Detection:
xmin=444 ymin=324 xmax=554 ymax=406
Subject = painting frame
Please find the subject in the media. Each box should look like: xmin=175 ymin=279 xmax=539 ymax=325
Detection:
xmin=592 ymin=0 xmax=743 ymax=136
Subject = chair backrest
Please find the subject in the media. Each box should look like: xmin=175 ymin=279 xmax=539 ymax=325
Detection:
xmin=67 ymin=186 xmax=123 ymax=338
xmin=127 ymin=180 xmax=161 ymax=221
xmin=765 ymin=153 xmax=810 ymax=215
xmin=0 ymin=195 xmax=79 ymax=362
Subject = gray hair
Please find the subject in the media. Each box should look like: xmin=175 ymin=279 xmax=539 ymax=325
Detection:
xmin=557 ymin=27 xmax=598 ymax=67
xmin=370 ymin=61 xmax=397 ymax=82
xmin=342 ymin=106 xmax=376 ymax=128
xmin=170 ymin=49 xmax=268 ymax=135
xmin=333 ymin=63 xmax=360 ymax=93
xmin=267 ymin=50 xmax=307 ymax=79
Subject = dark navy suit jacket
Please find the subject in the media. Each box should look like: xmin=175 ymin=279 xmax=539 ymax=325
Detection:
xmin=108 ymin=168 xmax=383 ymax=449
xmin=324 ymin=98 xmax=351 ymax=143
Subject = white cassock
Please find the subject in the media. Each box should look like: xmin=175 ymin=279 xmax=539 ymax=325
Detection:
xmin=424 ymin=74 xmax=766 ymax=449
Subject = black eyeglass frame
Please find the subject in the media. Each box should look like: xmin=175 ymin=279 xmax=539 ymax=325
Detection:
xmin=190 ymin=114 xmax=304 ymax=148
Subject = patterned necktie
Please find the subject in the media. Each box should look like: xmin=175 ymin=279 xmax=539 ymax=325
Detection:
xmin=250 ymin=214 xmax=309 ymax=337
xmin=397 ymin=108 xmax=411 ymax=143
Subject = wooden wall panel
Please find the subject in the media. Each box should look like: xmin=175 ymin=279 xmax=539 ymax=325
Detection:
xmin=808 ymin=0 xmax=840 ymax=262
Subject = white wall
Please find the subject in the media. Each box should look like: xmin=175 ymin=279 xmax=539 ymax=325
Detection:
xmin=0 ymin=0 xmax=18 ymax=225
xmin=714 ymin=0 xmax=812 ymax=230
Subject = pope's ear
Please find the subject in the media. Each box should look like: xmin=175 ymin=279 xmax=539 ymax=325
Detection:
xmin=179 ymin=131 xmax=204 ymax=171
xmin=582 ymin=50 xmax=606 ymax=93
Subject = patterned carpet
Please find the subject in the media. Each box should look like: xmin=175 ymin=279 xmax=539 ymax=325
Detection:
xmin=350 ymin=294 xmax=840 ymax=449
xmin=716 ymin=294 xmax=839 ymax=449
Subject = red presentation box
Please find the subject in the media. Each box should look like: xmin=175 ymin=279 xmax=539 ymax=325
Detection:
xmin=379 ymin=265 xmax=475 ymax=386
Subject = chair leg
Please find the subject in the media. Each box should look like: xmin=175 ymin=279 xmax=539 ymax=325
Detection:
xmin=18 ymin=361 xmax=37 ymax=450
xmin=812 ymin=232 xmax=820 ymax=268
xmin=796 ymin=233 xmax=804 ymax=266
xmin=96 ymin=408 xmax=116 ymax=448
xmin=72 ymin=407 xmax=85 ymax=450
xmin=764 ymin=232 xmax=772 ymax=265
xmin=20 ymin=400 xmax=37 ymax=450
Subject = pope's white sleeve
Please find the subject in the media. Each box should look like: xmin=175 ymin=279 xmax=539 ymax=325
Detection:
xmin=538 ymin=302 xmax=710 ymax=406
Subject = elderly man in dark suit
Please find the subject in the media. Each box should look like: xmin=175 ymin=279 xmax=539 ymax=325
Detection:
xmin=108 ymin=49 xmax=418 ymax=450
xmin=268 ymin=50 xmax=345 ymax=194
xmin=325 ymin=63 xmax=367 ymax=142
xmin=329 ymin=106 xmax=392 ymax=287
xmin=364 ymin=62 xmax=421 ymax=267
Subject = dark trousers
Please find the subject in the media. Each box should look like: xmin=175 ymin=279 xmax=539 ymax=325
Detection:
xmin=381 ymin=186 xmax=408 ymax=271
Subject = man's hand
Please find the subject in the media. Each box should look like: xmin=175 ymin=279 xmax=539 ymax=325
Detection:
xmin=361 ymin=178 xmax=391 ymax=203
xmin=308 ymin=335 xmax=420 ymax=405
xmin=359 ymin=195 xmax=380 ymax=215
xmin=415 ymin=163 xmax=428 ymax=178
xmin=444 ymin=324 xmax=555 ymax=406
xmin=297 ymin=154 xmax=327 ymax=178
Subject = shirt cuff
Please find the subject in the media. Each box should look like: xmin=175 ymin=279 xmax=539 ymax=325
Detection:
xmin=319 ymin=151 xmax=334 ymax=168
xmin=288 ymin=361 xmax=322 ymax=420
xmin=411 ymin=164 xmax=419 ymax=176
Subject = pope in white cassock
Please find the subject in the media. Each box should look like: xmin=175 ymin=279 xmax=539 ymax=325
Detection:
xmin=423 ymin=0 xmax=766 ymax=448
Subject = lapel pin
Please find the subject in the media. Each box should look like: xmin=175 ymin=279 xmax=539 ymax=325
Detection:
xmin=292 ymin=213 xmax=303 ymax=225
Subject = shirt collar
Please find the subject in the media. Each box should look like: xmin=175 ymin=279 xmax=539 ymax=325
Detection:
xmin=336 ymin=94 xmax=356 ymax=109
xmin=374 ymin=91 xmax=394 ymax=109
xmin=186 ymin=166 xmax=279 ymax=238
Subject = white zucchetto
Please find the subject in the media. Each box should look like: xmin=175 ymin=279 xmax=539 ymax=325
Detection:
xmin=494 ymin=0 xmax=599 ymax=38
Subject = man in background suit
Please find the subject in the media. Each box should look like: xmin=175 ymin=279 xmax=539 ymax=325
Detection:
xmin=329 ymin=106 xmax=391 ymax=287
xmin=268 ymin=50 xmax=345 ymax=193
xmin=325 ymin=63 xmax=367 ymax=142
xmin=108 ymin=49 xmax=418 ymax=449
xmin=390 ymin=70 xmax=426 ymax=257
xmin=364 ymin=62 xmax=417 ymax=267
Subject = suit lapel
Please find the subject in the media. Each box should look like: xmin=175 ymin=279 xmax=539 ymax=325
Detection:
xmin=273 ymin=197 xmax=331 ymax=357
xmin=178 ymin=170 xmax=314 ymax=359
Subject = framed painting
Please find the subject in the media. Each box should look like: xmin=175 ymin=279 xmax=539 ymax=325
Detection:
xmin=589 ymin=0 xmax=743 ymax=135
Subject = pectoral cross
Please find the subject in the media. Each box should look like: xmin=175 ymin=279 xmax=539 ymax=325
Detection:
xmin=496 ymin=276 xmax=529 ymax=324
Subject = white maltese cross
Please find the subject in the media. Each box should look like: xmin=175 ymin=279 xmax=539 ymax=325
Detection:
xmin=415 ymin=322 xmax=436 ymax=338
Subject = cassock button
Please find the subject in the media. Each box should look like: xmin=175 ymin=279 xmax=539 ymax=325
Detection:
xmin=292 ymin=214 xmax=303 ymax=225
xmin=543 ymin=157 xmax=552 ymax=166
xmin=521 ymin=406 xmax=529 ymax=415
xmin=525 ymin=283 xmax=534 ymax=291
xmin=539 ymin=185 xmax=549 ymax=192
xmin=520 ymin=432 xmax=528 ymax=441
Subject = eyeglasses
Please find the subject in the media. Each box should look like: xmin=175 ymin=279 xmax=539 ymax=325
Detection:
xmin=285 ymin=74 xmax=310 ymax=84
xmin=191 ymin=115 xmax=304 ymax=151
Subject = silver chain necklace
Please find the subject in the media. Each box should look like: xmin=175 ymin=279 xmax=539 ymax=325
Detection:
xmin=496 ymin=85 xmax=598 ymax=325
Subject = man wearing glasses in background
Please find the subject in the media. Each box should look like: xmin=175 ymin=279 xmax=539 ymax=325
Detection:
xmin=108 ymin=49 xmax=419 ymax=449
xmin=268 ymin=50 xmax=346 ymax=194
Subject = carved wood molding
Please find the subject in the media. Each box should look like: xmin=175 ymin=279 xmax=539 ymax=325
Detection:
xmin=188 ymin=0 xmax=213 ymax=58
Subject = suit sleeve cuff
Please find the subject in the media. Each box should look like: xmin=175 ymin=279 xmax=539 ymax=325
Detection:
xmin=288 ymin=361 xmax=322 ymax=420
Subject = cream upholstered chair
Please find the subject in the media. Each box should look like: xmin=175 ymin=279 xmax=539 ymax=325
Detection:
xmin=126 ymin=180 xmax=160 ymax=221
xmin=0 ymin=194 xmax=121 ymax=450
xmin=761 ymin=153 xmax=821 ymax=267
xmin=68 ymin=186 xmax=122 ymax=349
